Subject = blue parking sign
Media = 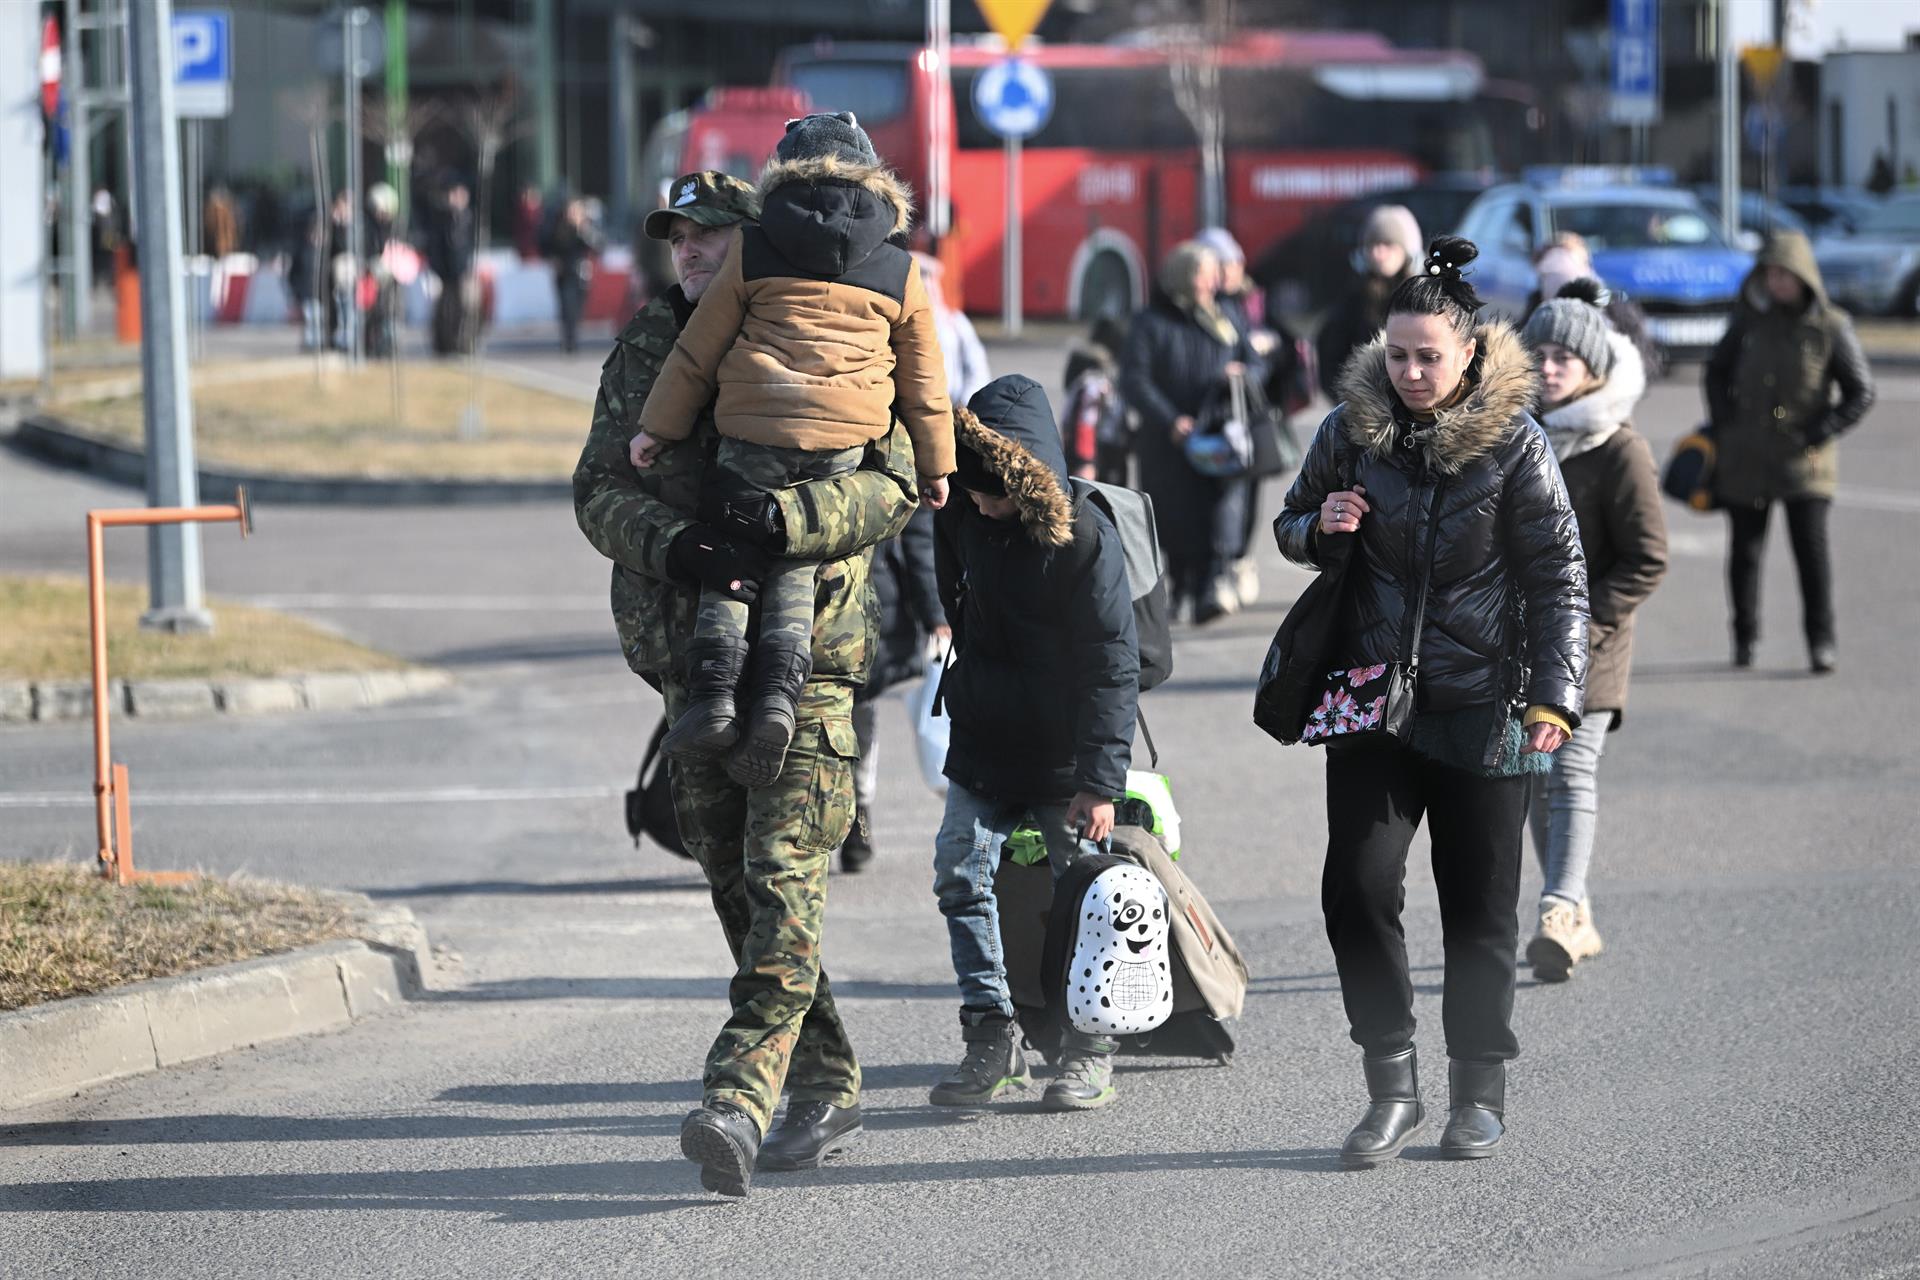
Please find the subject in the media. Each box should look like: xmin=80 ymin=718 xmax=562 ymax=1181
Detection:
xmin=172 ymin=10 xmax=231 ymax=119
xmin=1609 ymin=0 xmax=1660 ymax=126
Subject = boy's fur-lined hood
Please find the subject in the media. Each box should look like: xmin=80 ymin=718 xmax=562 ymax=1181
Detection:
xmin=753 ymin=154 xmax=915 ymax=278
xmin=1334 ymin=321 xmax=1541 ymax=475
xmin=954 ymin=378 xmax=1074 ymax=548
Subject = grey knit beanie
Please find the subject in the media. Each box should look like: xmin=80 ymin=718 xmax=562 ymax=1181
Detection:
xmin=775 ymin=112 xmax=879 ymax=167
xmin=1360 ymin=203 xmax=1424 ymax=269
xmin=1523 ymin=281 xmax=1615 ymax=378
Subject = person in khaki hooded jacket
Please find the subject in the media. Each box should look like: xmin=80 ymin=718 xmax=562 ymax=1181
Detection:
xmin=631 ymin=112 xmax=956 ymax=788
xmin=1705 ymin=231 xmax=1875 ymax=673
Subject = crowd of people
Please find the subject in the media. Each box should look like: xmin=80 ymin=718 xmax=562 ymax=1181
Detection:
xmin=573 ymin=123 xmax=1879 ymax=1196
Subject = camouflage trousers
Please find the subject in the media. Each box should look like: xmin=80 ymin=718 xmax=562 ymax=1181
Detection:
xmin=665 ymin=676 xmax=863 ymax=1134
xmin=698 ymin=440 xmax=866 ymax=650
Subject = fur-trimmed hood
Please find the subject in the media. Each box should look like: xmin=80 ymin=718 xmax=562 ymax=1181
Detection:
xmin=755 ymin=154 xmax=913 ymax=277
xmin=1334 ymin=321 xmax=1541 ymax=476
xmin=1539 ymin=329 xmax=1647 ymax=462
xmin=954 ymin=376 xmax=1073 ymax=548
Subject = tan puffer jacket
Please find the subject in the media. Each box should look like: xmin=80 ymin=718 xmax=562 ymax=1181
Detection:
xmin=639 ymin=155 xmax=956 ymax=479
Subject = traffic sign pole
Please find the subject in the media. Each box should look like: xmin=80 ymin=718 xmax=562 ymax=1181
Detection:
xmin=1003 ymin=133 xmax=1021 ymax=337
xmin=126 ymin=0 xmax=210 ymax=632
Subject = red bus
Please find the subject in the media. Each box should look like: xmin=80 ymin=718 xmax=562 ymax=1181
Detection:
xmin=645 ymin=32 xmax=1539 ymax=320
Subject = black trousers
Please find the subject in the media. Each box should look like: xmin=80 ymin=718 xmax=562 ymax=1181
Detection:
xmin=1726 ymin=498 xmax=1834 ymax=650
xmin=1322 ymin=742 xmax=1528 ymax=1064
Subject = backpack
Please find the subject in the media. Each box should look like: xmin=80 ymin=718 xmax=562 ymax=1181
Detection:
xmin=624 ymin=717 xmax=690 ymax=859
xmin=995 ymin=825 xmax=1248 ymax=1066
xmin=1068 ymin=477 xmax=1173 ymax=692
xmin=1044 ymin=855 xmax=1176 ymax=1038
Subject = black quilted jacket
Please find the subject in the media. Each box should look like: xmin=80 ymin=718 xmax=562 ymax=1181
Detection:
xmin=1275 ymin=323 xmax=1590 ymax=725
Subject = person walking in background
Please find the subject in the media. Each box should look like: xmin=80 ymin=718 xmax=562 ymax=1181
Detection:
xmin=362 ymin=183 xmax=401 ymax=359
xmin=1274 ymin=237 xmax=1588 ymax=1163
xmin=325 ymin=188 xmax=354 ymax=352
xmin=1121 ymin=240 xmax=1263 ymax=624
xmin=1527 ymin=233 xmax=1663 ymax=378
xmin=289 ymin=207 xmax=325 ymax=353
xmin=1521 ymin=280 xmax=1668 ymax=983
xmin=202 ymin=185 xmax=240 ymax=259
xmin=1061 ymin=315 xmax=1130 ymax=485
xmin=574 ymin=169 xmax=921 ymax=1196
xmin=428 ymin=179 xmax=478 ymax=357
xmin=1316 ymin=204 xmax=1421 ymax=398
xmin=1705 ymin=231 xmax=1875 ymax=674
xmin=912 ymin=251 xmax=991 ymax=406
xmin=515 ymin=183 xmax=545 ymax=261
xmin=549 ymin=197 xmax=602 ymax=354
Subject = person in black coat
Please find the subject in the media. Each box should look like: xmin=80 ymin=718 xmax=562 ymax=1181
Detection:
xmin=1120 ymin=241 xmax=1264 ymax=623
xmin=1274 ymin=236 xmax=1589 ymax=1165
xmin=841 ymin=503 xmax=945 ymax=873
xmin=547 ymin=197 xmax=602 ymax=353
xmin=929 ymin=374 xmax=1140 ymax=1116
xmin=1316 ymin=203 xmax=1422 ymax=398
xmin=428 ymin=180 xmax=478 ymax=357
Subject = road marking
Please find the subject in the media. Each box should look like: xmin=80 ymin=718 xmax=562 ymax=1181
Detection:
xmin=0 ymin=784 xmax=623 ymax=809
xmin=1837 ymin=484 xmax=1920 ymax=514
xmin=243 ymin=593 xmax=606 ymax=611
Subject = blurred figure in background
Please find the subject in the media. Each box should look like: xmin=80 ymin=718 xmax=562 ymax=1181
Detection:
xmin=202 ymin=185 xmax=240 ymax=259
xmin=289 ymin=207 xmax=325 ymax=352
xmin=548 ymin=197 xmax=603 ymax=354
xmin=515 ymin=184 xmax=545 ymax=260
xmin=1316 ymin=204 xmax=1421 ymax=397
xmin=362 ymin=182 xmax=401 ymax=358
xmin=1122 ymin=240 xmax=1263 ymax=624
xmin=1705 ymin=232 xmax=1875 ymax=674
xmin=1527 ymin=233 xmax=1663 ymax=378
xmin=1061 ymin=315 xmax=1130 ymax=485
xmin=325 ymin=188 xmax=354 ymax=351
xmin=912 ymin=252 xmax=990 ymax=406
xmin=428 ymin=179 xmax=478 ymax=357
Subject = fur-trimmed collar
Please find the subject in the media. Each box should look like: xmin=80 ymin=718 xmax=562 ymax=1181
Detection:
xmin=953 ymin=406 xmax=1073 ymax=547
xmin=757 ymin=154 xmax=914 ymax=236
xmin=1539 ymin=330 xmax=1646 ymax=462
xmin=1334 ymin=322 xmax=1541 ymax=475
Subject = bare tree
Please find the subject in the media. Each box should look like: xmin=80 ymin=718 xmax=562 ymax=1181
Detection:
xmin=449 ymin=84 xmax=532 ymax=440
xmin=1167 ymin=0 xmax=1234 ymax=230
xmin=287 ymin=85 xmax=335 ymax=386
xmin=360 ymin=97 xmax=444 ymax=426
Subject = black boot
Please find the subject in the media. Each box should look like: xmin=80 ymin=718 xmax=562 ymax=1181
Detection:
xmin=679 ymin=1102 xmax=761 ymax=1197
xmin=757 ymin=1100 xmax=863 ymax=1171
xmin=1341 ymin=1046 xmax=1426 ymax=1167
xmin=1439 ymin=1060 xmax=1506 ymax=1159
xmin=840 ymin=810 xmax=875 ymax=874
xmin=660 ymin=636 xmax=750 ymax=760
xmin=929 ymin=1008 xmax=1031 ymax=1107
xmin=726 ymin=639 xmax=811 ymax=789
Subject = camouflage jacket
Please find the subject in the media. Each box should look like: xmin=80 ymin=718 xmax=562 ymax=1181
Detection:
xmin=573 ymin=289 xmax=919 ymax=690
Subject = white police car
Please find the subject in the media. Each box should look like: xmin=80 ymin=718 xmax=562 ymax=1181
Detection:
xmin=1455 ymin=168 xmax=1754 ymax=359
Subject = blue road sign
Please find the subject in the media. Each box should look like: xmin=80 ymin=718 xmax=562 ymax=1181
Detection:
xmin=972 ymin=57 xmax=1054 ymax=141
xmin=172 ymin=10 xmax=231 ymax=119
xmin=1609 ymin=0 xmax=1660 ymax=126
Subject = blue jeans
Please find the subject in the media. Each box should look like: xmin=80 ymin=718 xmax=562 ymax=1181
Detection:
xmin=1527 ymin=718 xmax=1609 ymax=905
xmin=932 ymin=783 xmax=1100 ymax=1019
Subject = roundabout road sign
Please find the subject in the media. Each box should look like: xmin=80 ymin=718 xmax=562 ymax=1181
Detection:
xmin=973 ymin=57 xmax=1054 ymax=140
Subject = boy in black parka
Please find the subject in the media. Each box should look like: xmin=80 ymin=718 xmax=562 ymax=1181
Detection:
xmin=928 ymin=374 xmax=1141 ymax=1112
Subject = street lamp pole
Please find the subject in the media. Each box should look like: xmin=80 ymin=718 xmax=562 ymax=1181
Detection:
xmin=1716 ymin=0 xmax=1740 ymax=244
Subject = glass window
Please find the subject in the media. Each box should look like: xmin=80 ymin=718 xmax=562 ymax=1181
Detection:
xmin=1500 ymin=201 xmax=1534 ymax=255
xmin=787 ymin=61 xmax=908 ymax=127
xmin=1856 ymin=198 xmax=1920 ymax=235
xmin=1550 ymin=202 xmax=1729 ymax=250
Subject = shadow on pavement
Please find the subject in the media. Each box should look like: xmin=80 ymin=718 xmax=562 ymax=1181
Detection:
xmin=437 ymin=1063 xmax=951 ymax=1107
xmin=423 ymin=635 xmax=618 ymax=668
xmin=366 ymin=875 xmax=709 ymax=898
xmin=427 ymin=977 xmax=958 ymax=1002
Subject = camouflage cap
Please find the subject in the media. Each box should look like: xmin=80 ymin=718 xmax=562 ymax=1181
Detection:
xmin=642 ymin=170 xmax=761 ymax=241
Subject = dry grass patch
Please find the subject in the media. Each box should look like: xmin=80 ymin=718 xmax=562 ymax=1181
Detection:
xmin=51 ymin=363 xmax=592 ymax=479
xmin=0 ymin=861 xmax=356 ymax=1011
xmin=0 ymin=575 xmax=406 ymax=683
xmin=1856 ymin=319 xmax=1920 ymax=358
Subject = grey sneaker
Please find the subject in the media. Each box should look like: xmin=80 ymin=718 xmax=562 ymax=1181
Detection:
xmin=1042 ymin=1034 xmax=1118 ymax=1111
xmin=929 ymin=1010 xmax=1031 ymax=1107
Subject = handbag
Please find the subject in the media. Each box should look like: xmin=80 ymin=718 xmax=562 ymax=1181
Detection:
xmin=1185 ymin=370 xmax=1255 ymax=479
xmin=909 ymin=639 xmax=952 ymax=797
xmin=1661 ymin=422 xmax=1720 ymax=512
xmin=625 ymin=716 xmax=690 ymax=859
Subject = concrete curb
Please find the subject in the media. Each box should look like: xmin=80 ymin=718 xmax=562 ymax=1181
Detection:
xmin=6 ymin=414 xmax=571 ymax=506
xmin=0 ymin=669 xmax=451 ymax=725
xmin=0 ymin=895 xmax=432 ymax=1112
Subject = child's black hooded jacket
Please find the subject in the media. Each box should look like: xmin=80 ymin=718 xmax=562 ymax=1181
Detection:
xmin=935 ymin=375 xmax=1139 ymax=804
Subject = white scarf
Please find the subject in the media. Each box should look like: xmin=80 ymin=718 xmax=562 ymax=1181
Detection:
xmin=1540 ymin=332 xmax=1646 ymax=463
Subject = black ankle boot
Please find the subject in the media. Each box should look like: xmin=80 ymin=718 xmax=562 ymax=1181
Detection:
xmin=725 ymin=641 xmax=812 ymax=789
xmin=1439 ymin=1059 xmax=1506 ymax=1159
xmin=757 ymin=1100 xmax=863 ymax=1171
xmin=661 ymin=637 xmax=751 ymax=760
xmin=680 ymin=1102 xmax=762 ymax=1197
xmin=1341 ymin=1046 xmax=1426 ymax=1167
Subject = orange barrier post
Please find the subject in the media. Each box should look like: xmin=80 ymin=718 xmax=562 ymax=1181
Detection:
xmin=88 ymin=488 xmax=252 ymax=884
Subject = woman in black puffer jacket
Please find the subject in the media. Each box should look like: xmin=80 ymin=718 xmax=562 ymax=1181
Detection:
xmin=1274 ymin=237 xmax=1589 ymax=1166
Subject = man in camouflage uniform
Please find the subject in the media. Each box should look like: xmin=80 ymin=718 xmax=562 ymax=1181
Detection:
xmin=573 ymin=170 xmax=918 ymax=1198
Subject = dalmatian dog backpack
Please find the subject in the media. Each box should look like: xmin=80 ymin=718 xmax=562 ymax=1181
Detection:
xmin=1044 ymin=854 xmax=1176 ymax=1037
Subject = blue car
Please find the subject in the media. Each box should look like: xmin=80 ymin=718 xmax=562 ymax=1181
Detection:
xmin=1455 ymin=173 xmax=1754 ymax=360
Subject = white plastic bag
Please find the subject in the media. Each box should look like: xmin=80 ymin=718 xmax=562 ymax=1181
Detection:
xmin=909 ymin=641 xmax=951 ymax=797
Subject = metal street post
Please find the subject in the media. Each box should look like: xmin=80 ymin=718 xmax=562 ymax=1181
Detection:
xmin=125 ymin=0 xmax=209 ymax=631
xmin=385 ymin=0 xmax=408 ymax=224
xmin=1003 ymin=132 xmax=1021 ymax=336
xmin=63 ymin=0 xmax=91 ymax=336
xmin=1717 ymin=0 xmax=1739 ymax=244
xmin=341 ymin=6 xmax=367 ymax=365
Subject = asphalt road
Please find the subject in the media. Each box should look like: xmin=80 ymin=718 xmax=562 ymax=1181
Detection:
xmin=3 ymin=343 xmax=1919 ymax=1279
